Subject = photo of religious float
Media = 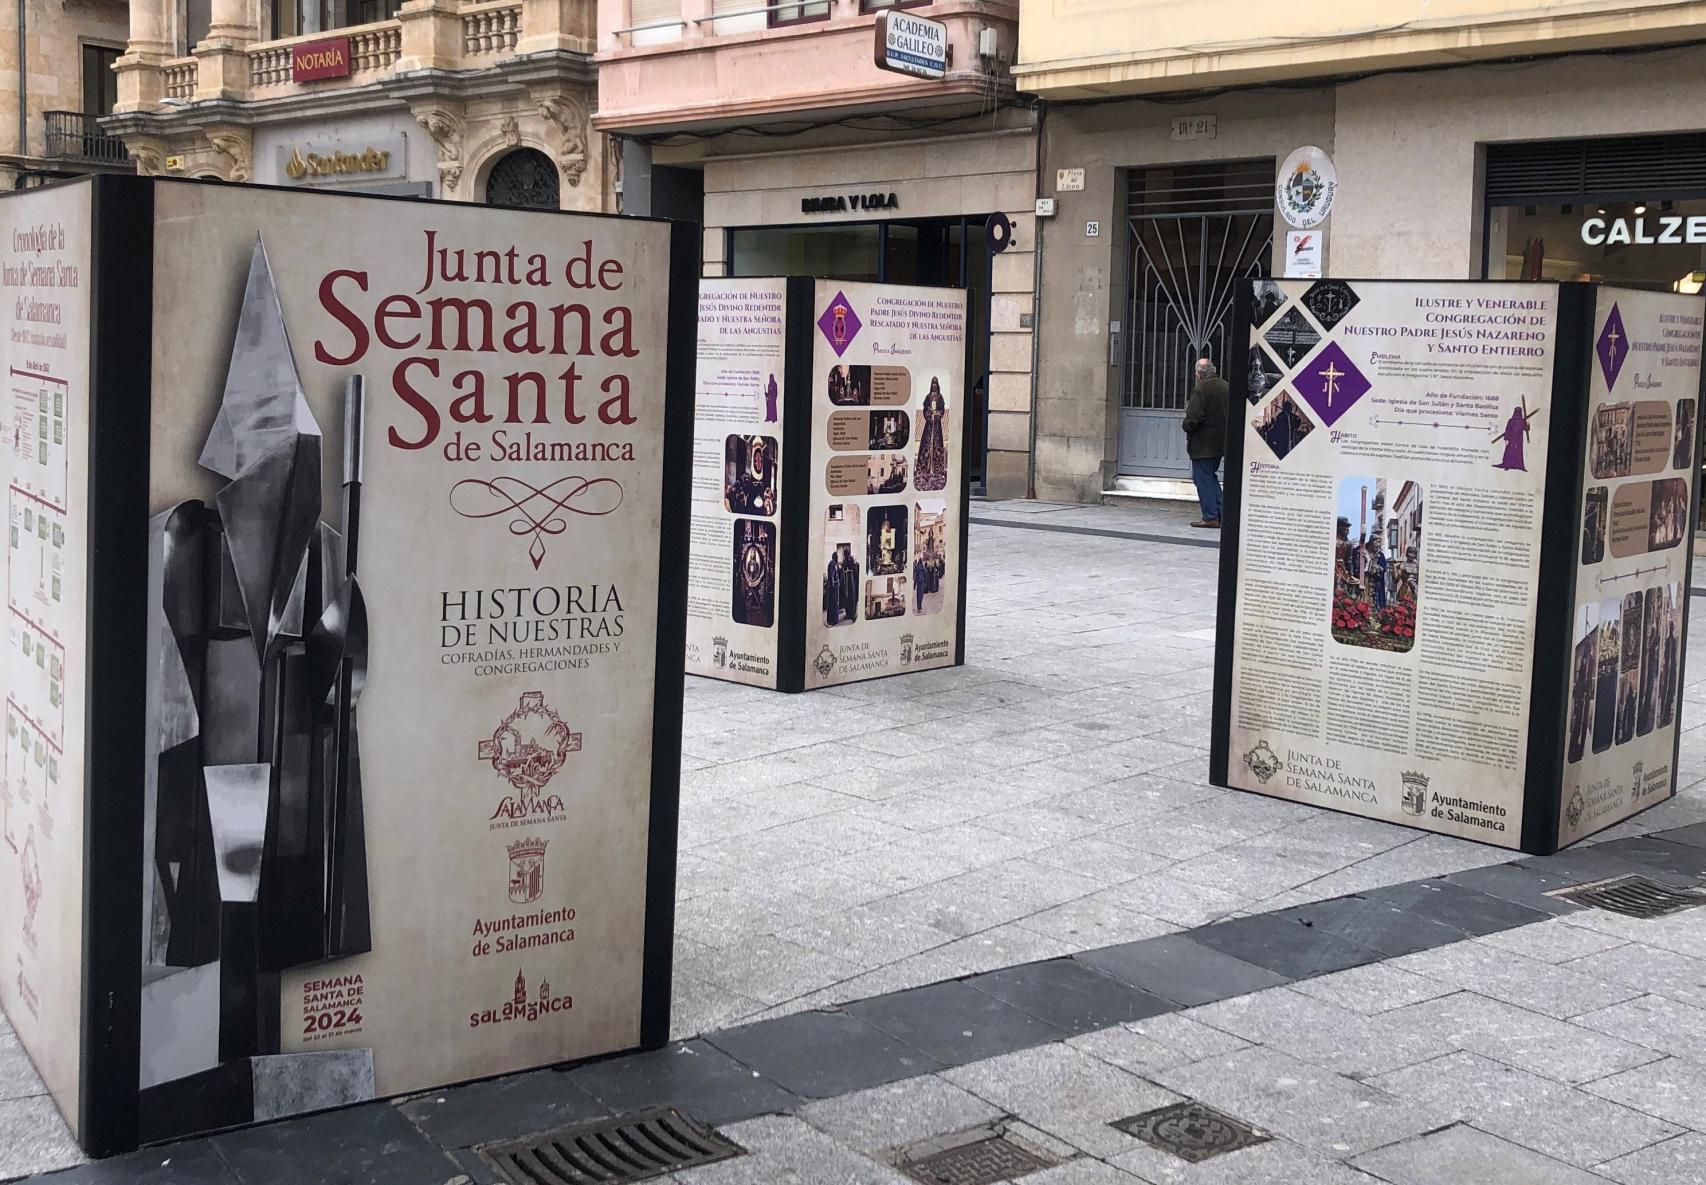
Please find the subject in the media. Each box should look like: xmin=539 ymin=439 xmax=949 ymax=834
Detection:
xmin=1211 ymin=279 xmax=1704 ymax=853
xmin=686 ymin=278 xmax=970 ymax=692
xmin=0 ymin=176 xmax=695 ymax=1154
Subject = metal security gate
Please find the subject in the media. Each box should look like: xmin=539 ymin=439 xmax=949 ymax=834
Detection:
xmin=1119 ymin=161 xmax=1274 ymax=477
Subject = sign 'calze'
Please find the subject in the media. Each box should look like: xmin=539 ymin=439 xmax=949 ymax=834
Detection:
xmin=874 ymin=10 xmax=948 ymax=80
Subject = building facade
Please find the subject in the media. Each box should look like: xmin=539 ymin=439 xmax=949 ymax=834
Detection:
xmin=104 ymin=0 xmax=612 ymax=211
xmin=597 ymin=0 xmax=1034 ymax=497
xmin=1017 ymin=0 xmax=1706 ymax=502
xmin=1 ymin=0 xmax=134 ymax=188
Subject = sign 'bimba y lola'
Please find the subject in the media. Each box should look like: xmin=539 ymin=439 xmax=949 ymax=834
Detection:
xmin=313 ymin=229 xmax=639 ymax=458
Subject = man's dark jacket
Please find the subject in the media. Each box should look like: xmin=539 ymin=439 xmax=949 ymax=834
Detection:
xmin=1183 ymin=377 xmax=1229 ymax=460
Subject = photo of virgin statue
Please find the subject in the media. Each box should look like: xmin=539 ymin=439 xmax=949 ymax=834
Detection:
xmin=914 ymin=377 xmax=949 ymax=491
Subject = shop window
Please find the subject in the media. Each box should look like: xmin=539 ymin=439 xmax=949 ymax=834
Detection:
xmin=770 ymin=0 xmax=830 ymax=27
xmin=486 ymin=149 xmax=561 ymax=211
xmin=1489 ymin=199 xmax=1706 ymax=291
xmin=728 ymin=225 xmax=880 ymax=281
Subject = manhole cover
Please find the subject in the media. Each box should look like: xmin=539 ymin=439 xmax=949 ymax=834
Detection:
xmin=1110 ymin=1101 xmax=1269 ymax=1163
xmin=478 ymin=1106 xmax=742 ymax=1184
xmin=895 ymin=1124 xmax=1061 ymax=1185
xmin=1550 ymin=875 xmax=1706 ymax=919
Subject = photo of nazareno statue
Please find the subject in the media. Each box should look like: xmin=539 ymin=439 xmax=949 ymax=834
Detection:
xmin=913 ymin=377 xmax=949 ymax=491
xmin=829 ymin=364 xmax=872 ymax=406
xmin=867 ymin=504 xmax=908 ymax=576
xmin=1330 ymin=477 xmax=1420 ymax=653
xmin=724 ymin=434 xmax=777 ymax=516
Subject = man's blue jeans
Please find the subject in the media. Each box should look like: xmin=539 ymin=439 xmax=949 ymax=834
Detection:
xmin=1191 ymin=456 xmax=1222 ymax=521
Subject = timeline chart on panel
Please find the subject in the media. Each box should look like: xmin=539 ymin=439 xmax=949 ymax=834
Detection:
xmin=685 ymin=277 xmax=788 ymax=688
xmin=1560 ymin=288 xmax=1704 ymax=846
xmin=1227 ymin=279 xmax=1560 ymax=846
xmin=805 ymin=280 xmax=965 ymax=690
xmin=0 ymin=182 xmax=92 ymax=1142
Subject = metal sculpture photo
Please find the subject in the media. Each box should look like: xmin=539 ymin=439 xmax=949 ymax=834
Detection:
xmin=139 ymin=236 xmax=373 ymax=1137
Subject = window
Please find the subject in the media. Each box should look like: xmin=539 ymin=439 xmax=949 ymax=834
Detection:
xmin=486 ymin=149 xmax=561 ymax=210
xmin=82 ymin=44 xmax=121 ymax=116
xmin=860 ymin=0 xmax=929 ymax=10
xmin=270 ymin=0 xmax=402 ymax=38
xmin=769 ymin=0 xmax=830 ymax=28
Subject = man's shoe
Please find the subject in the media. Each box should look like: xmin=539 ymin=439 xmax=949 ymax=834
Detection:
xmin=1191 ymin=519 xmax=1221 ymax=528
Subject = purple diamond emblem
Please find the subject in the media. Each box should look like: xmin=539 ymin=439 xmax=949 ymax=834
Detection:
xmin=818 ymin=291 xmax=862 ymax=357
xmin=1291 ymin=341 xmax=1370 ymax=428
xmin=1597 ymin=303 xmax=1629 ymax=390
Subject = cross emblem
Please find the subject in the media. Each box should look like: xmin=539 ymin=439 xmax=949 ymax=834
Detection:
xmin=1319 ymin=359 xmax=1345 ymax=407
xmin=1605 ymin=326 xmax=1621 ymax=355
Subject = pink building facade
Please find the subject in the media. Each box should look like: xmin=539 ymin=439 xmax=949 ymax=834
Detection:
xmin=597 ymin=0 xmax=1037 ymax=497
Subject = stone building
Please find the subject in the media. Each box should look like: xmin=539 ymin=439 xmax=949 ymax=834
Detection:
xmin=104 ymin=0 xmax=612 ymax=211
xmin=1015 ymin=0 xmax=1706 ymax=503
xmin=0 ymin=0 xmax=134 ymax=188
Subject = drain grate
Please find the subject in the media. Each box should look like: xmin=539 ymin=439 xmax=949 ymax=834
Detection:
xmin=478 ymin=1106 xmax=743 ymax=1185
xmin=895 ymin=1124 xmax=1060 ymax=1185
xmin=1111 ymin=1101 xmax=1270 ymax=1163
xmin=1551 ymin=875 xmax=1706 ymax=919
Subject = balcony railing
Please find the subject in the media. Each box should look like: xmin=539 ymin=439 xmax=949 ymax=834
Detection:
xmin=43 ymin=111 xmax=129 ymax=164
xmin=162 ymin=57 xmax=198 ymax=99
xmin=248 ymin=21 xmax=403 ymax=89
xmin=463 ymin=1 xmax=523 ymax=58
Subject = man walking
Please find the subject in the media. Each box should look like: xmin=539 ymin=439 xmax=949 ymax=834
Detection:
xmin=1182 ymin=356 xmax=1228 ymax=528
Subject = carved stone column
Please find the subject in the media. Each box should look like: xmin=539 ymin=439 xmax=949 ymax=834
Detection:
xmin=396 ymin=0 xmax=466 ymax=73
xmin=520 ymin=0 xmax=597 ymax=55
xmin=112 ymin=0 xmax=173 ymax=113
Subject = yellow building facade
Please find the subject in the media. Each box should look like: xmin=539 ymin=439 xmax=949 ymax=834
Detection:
xmin=104 ymin=0 xmax=614 ymax=211
xmin=1018 ymin=1 xmax=1706 ymax=500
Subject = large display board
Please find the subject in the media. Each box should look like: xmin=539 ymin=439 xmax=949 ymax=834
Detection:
xmin=0 ymin=176 xmax=694 ymax=1154
xmin=688 ymin=278 xmax=969 ymax=693
xmin=0 ymin=180 xmax=93 ymax=1138
xmin=1560 ymin=289 xmax=1703 ymax=845
xmin=1211 ymin=279 xmax=1704 ymax=854
xmin=685 ymin=278 xmax=788 ymax=688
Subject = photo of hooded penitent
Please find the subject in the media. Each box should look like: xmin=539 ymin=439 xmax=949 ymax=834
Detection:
xmin=138 ymin=237 xmax=373 ymax=1136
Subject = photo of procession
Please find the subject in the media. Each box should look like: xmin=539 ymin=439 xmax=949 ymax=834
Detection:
xmin=1592 ymin=403 xmax=1634 ymax=479
xmin=1568 ymin=585 xmax=1684 ymax=764
xmin=1247 ymin=345 xmax=1283 ymax=403
xmin=1650 ymin=477 xmax=1688 ymax=550
xmin=1581 ymin=485 xmax=1607 ymax=565
xmin=868 ymin=452 xmax=909 ymax=495
xmin=1252 ymin=391 xmax=1316 ymax=461
xmin=829 ymin=364 xmax=872 ymax=406
xmin=867 ymin=504 xmax=908 ymax=576
xmin=1331 ymin=477 xmax=1421 ymax=653
xmin=822 ymin=503 xmax=861 ymax=628
xmin=865 ymin=575 xmax=908 ymax=621
xmin=869 ymin=410 xmax=909 ymax=450
xmin=913 ymin=501 xmax=947 ymax=615
xmin=724 ymin=434 xmax=777 ymax=515
xmin=1676 ymin=399 xmax=1697 ymax=470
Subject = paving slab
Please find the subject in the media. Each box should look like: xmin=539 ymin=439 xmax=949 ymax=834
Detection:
xmin=705 ymin=1010 xmax=941 ymax=1100
xmin=844 ymin=978 xmax=1068 ymax=1067
xmin=210 ymin=1102 xmax=461 ymax=1185
xmin=964 ymin=958 xmax=1174 ymax=1033
xmin=1350 ymin=1123 xmax=1613 ymax=1185
xmin=1075 ymin=933 xmax=1289 ymax=1007
xmin=1596 ymin=1131 xmax=1706 ymax=1185
xmin=561 ymin=1040 xmax=798 ymax=1128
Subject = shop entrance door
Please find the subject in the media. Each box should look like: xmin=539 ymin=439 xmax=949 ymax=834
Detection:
xmin=1119 ymin=161 xmax=1274 ymax=477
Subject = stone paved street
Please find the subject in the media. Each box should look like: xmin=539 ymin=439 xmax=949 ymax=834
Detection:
xmin=8 ymin=499 xmax=1706 ymax=1183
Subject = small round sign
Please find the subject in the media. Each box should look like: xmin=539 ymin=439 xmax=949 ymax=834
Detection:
xmin=985 ymin=211 xmax=1014 ymax=254
xmin=1276 ymin=146 xmax=1337 ymax=229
